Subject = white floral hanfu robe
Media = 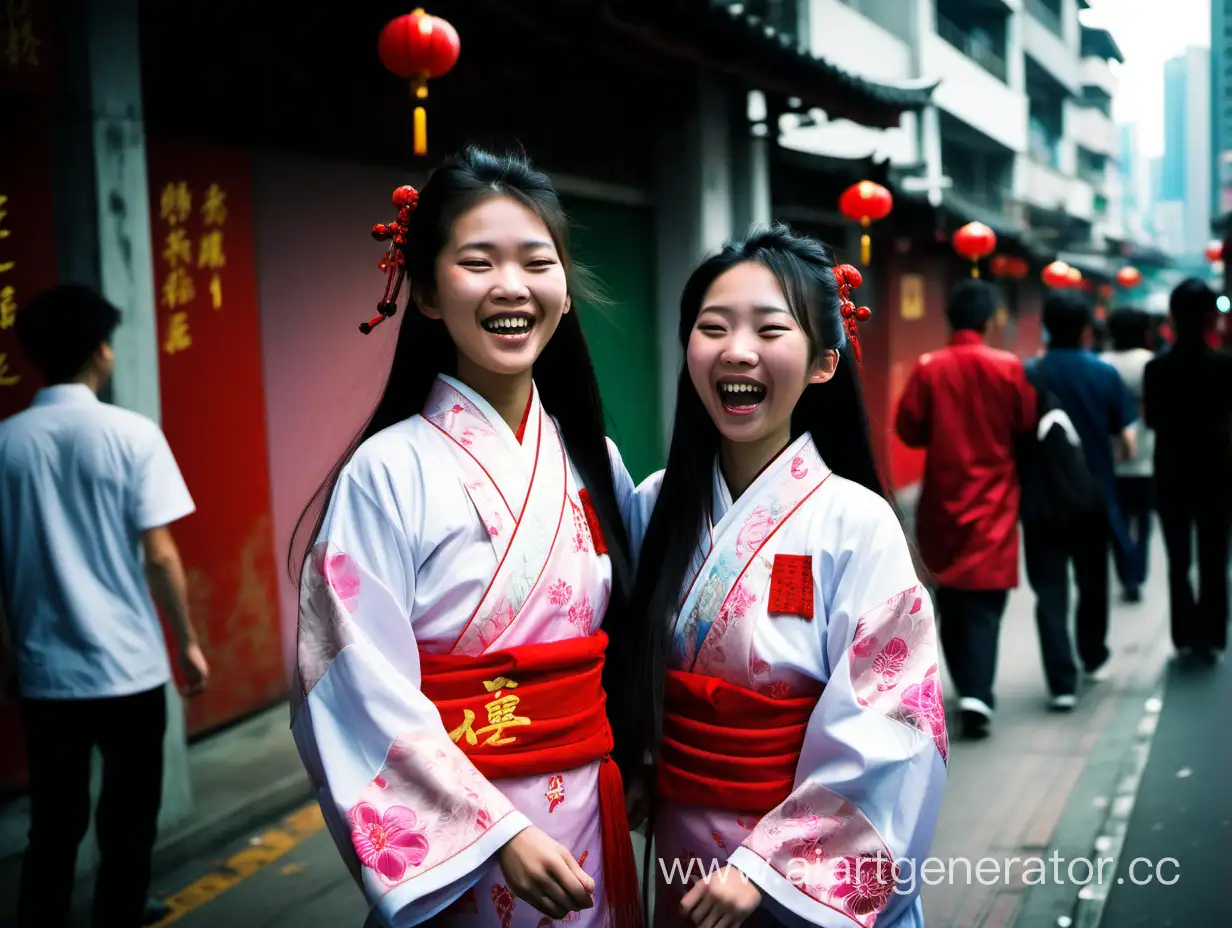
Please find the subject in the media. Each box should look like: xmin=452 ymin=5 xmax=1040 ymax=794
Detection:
xmin=632 ymin=433 xmax=948 ymax=928
xmin=292 ymin=374 xmax=639 ymax=928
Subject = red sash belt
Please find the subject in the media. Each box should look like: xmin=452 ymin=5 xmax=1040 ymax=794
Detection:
xmin=657 ymin=669 xmax=821 ymax=815
xmin=419 ymin=630 xmax=640 ymax=928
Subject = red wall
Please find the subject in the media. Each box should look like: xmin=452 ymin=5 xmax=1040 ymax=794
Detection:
xmin=0 ymin=93 xmax=57 ymax=793
xmin=146 ymin=141 xmax=285 ymax=737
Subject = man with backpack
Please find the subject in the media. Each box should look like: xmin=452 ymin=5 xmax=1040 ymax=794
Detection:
xmin=1021 ymin=290 xmax=1138 ymax=709
xmin=896 ymin=280 xmax=1037 ymax=739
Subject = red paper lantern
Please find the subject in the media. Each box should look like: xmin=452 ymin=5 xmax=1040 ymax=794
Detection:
xmin=1042 ymin=260 xmax=1072 ymax=289
xmin=953 ymin=222 xmax=997 ymax=277
xmin=378 ymin=8 xmax=461 ymax=156
xmin=1115 ymin=266 xmax=1142 ymax=288
xmin=1067 ymin=266 xmax=1083 ymax=286
xmin=839 ymin=181 xmax=893 ymax=266
xmin=1206 ymin=240 xmax=1224 ymax=263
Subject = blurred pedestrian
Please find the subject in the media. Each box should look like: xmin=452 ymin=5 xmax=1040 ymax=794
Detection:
xmin=0 ymin=286 xmax=209 ymax=928
xmin=1022 ymin=291 xmax=1137 ymax=708
xmin=1144 ymin=279 xmax=1232 ymax=665
xmin=896 ymin=279 xmax=1036 ymax=739
xmin=1100 ymin=308 xmax=1156 ymax=602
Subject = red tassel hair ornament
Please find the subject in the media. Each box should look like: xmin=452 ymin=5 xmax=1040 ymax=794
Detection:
xmin=833 ymin=264 xmax=872 ymax=362
xmin=360 ymin=185 xmax=420 ymax=334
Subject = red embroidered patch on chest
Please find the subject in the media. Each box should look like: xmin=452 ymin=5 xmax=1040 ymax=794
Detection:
xmin=768 ymin=554 xmax=814 ymax=618
xmin=577 ymin=489 xmax=608 ymax=555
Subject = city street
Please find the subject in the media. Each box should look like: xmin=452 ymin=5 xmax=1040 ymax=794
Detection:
xmin=94 ymin=538 xmax=1195 ymax=928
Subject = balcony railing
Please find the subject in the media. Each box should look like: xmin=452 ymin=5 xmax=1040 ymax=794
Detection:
xmin=1025 ymin=0 xmax=1063 ymax=37
xmin=935 ymin=14 xmax=1008 ymax=82
xmin=716 ymin=0 xmax=802 ymax=44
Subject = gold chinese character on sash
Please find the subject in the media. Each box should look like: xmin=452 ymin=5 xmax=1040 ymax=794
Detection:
xmin=160 ymin=182 xmax=192 ymax=225
xmin=0 ymin=194 xmax=10 ymax=239
xmin=448 ymin=709 xmax=479 ymax=746
xmin=446 ymin=677 xmax=532 ymax=748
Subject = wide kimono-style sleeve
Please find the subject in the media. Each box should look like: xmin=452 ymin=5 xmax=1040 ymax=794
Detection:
xmin=727 ymin=493 xmax=947 ymax=928
xmin=291 ymin=454 xmax=532 ymax=927
xmin=604 ymin=439 xmax=663 ymax=570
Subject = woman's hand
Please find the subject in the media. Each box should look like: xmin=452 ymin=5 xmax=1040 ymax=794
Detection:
xmin=680 ymin=865 xmax=762 ymax=928
xmin=498 ymin=826 xmax=595 ymax=919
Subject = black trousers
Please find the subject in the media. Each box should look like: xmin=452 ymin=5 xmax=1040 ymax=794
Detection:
xmin=1113 ymin=476 xmax=1153 ymax=590
xmin=1023 ymin=515 xmax=1111 ymax=696
xmin=18 ymin=685 xmax=167 ymax=928
xmin=935 ymin=588 xmax=1009 ymax=711
xmin=1158 ymin=503 xmax=1231 ymax=653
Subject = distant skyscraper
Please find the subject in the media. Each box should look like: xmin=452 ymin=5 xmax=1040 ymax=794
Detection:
xmin=1161 ymin=48 xmax=1212 ymax=256
xmin=1212 ymin=0 xmax=1232 ymax=218
xmin=1162 ymin=57 xmax=1188 ymax=202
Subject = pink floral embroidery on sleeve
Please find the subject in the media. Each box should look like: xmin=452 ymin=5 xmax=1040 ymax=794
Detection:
xmin=343 ymin=730 xmax=517 ymax=890
xmin=349 ymin=802 xmax=430 ymax=884
xmin=845 ymin=586 xmax=948 ymax=763
xmin=297 ymin=542 xmax=362 ymax=696
xmin=321 ymin=550 xmax=361 ymax=613
xmin=742 ymin=790 xmax=896 ymax=928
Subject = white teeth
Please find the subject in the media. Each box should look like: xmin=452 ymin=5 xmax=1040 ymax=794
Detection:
xmin=484 ymin=316 xmax=532 ymax=332
xmin=719 ymin=383 xmax=764 ymax=394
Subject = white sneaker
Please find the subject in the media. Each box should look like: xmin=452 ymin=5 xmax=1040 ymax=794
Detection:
xmin=1085 ymin=659 xmax=1114 ymax=683
xmin=1050 ymin=694 xmax=1078 ymax=711
xmin=958 ymin=696 xmax=993 ymax=718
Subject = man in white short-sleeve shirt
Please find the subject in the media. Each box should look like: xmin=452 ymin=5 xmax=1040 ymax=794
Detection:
xmin=0 ymin=285 xmax=210 ymax=928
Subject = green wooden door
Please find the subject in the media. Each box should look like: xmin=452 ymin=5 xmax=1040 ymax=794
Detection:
xmin=560 ymin=196 xmax=662 ymax=482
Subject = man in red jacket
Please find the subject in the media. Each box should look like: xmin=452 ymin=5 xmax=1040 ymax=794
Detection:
xmin=896 ymin=279 xmax=1037 ymax=739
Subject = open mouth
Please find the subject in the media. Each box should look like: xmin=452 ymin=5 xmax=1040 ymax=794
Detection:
xmin=481 ymin=313 xmax=535 ymax=338
xmin=717 ymin=377 xmax=767 ymax=414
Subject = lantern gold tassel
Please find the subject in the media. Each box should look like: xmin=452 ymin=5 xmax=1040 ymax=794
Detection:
xmin=971 ymin=263 xmax=980 ymax=278
xmin=411 ymin=75 xmax=429 ymax=156
xmin=860 ymin=218 xmax=871 ymax=266
xmin=414 ymin=107 xmax=427 ymax=156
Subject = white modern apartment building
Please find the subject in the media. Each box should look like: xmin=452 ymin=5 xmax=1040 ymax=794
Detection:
xmin=782 ymin=0 xmax=1126 ymax=254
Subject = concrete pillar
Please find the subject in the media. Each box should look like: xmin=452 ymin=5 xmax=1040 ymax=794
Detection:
xmin=50 ymin=0 xmax=193 ymax=872
xmin=1061 ymin=0 xmax=1081 ymax=55
xmin=1006 ymin=5 xmax=1026 ymax=95
xmin=653 ymin=74 xmax=735 ymax=445
xmin=730 ymin=91 xmax=773 ymax=235
xmin=904 ymin=0 xmax=945 ymax=209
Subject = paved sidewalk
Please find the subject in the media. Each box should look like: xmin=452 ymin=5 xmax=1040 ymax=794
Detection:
xmin=922 ymin=533 xmax=1173 ymax=928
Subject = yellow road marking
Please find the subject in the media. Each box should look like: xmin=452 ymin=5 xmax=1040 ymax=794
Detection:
xmin=150 ymin=803 xmax=325 ymax=926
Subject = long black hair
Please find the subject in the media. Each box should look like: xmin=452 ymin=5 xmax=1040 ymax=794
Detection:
xmin=620 ymin=223 xmax=896 ymax=765
xmin=288 ymin=147 xmax=635 ymax=735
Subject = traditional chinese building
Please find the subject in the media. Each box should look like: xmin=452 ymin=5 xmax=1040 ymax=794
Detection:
xmin=0 ymin=0 xmax=933 ymax=808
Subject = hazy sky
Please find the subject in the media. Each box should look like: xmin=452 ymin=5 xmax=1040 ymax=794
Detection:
xmin=1082 ymin=0 xmax=1210 ymax=157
